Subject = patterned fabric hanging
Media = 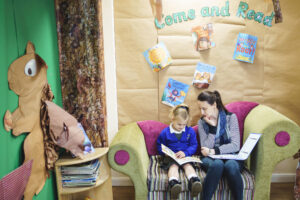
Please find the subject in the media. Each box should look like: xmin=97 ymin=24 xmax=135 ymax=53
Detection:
xmin=55 ymin=0 xmax=107 ymax=147
xmin=272 ymin=0 xmax=283 ymax=23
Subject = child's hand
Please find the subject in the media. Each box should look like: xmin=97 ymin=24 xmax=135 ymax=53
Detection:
xmin=175 ymin=151 xmax=185 ymax=158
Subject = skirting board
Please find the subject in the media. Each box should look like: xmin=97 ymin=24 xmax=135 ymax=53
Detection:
xmin=112 ymin=176 xmax=133 ymax=186
xmin=271 ymin=173 xmax=296 ymax=183
xmin=112 ymin=173 xmax=296 ymax=186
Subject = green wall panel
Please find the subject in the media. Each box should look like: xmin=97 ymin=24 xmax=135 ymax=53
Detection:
xmin=14 ymin=0 xmax=62 ymax=105
xmin=0 ymin=0 xmax=61 ymax=199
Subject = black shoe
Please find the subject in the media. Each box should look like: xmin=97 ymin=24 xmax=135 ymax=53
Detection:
xmin=169 ymin=179 xmax=181 ymax=200
xmin=188 ymin=177 xmax=202 ymax=197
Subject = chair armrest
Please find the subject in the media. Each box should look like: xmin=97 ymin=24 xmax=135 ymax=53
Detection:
xmin=108 ymin=122 xmax=149 ymax=199
xmin=244 ymin=104 xmax=300 ymax=200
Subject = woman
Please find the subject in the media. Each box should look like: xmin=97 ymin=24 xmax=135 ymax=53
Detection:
xmin=197 ymin=90 xmax=243 ymax=200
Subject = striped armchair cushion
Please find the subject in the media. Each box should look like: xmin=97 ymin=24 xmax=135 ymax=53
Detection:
xmin=147 ymin=155 xmax=255 ymax=200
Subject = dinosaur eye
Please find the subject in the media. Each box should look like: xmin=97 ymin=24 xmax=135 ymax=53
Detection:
xmin=24 ymin=59 xmax=37 ymax=76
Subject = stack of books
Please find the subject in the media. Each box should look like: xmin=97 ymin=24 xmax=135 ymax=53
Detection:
xmin=61 ymin=159 xmax=101 ymax=187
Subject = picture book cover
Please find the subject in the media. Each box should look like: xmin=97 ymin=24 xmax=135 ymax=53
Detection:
xmin=233 ymin=33 xmax=258 ymax=63
xmin=191 ymin=23 xmax=215 ymax=51
xmin=143 ymin=42 xmax=172 ymax=72
xmin=161 ymin=78 xmax=189 ymax=107
xmin=193 ymin=62 xmax=216 ymax=89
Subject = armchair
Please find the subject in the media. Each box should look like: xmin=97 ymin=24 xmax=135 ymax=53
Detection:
xmin=108 ymin=102 xmax=300 ymax=200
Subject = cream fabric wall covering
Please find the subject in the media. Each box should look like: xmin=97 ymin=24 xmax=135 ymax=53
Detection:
xmin=115 ymin=0 xmax=158 ymax=125
xmin=114 ymin=0 xmax=300 ymax=129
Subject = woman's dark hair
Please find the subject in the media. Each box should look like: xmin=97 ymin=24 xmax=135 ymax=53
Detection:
xmin=197 ymin=90 xmax=228 ymax=112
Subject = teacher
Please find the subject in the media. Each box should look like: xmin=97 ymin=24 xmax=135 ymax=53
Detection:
xmin=197 ymin=90 xmax=243 ymax=200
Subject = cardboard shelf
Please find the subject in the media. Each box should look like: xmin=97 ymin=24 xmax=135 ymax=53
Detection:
xmin=54 ymin=147 xmax=112 ymax=200
xmin=55 ymin=147 xmax=109 ymax=166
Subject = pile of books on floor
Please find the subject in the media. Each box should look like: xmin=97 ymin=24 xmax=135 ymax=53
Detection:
xmin=61 ymin=159 xmax=101 ymax=187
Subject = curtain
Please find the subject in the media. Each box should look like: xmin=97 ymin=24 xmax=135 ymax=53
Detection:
xmin=55 ymin=0 xmax=107 ymax=147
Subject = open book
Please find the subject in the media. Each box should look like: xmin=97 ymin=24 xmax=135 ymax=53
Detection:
xmin=209 ymin=133 xmax=262 ymax=160
xmin=161 ymin=144 xmax=202 ymax=165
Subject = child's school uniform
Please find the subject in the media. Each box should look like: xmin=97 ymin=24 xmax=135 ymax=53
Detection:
xmin=156 ymin=125 xmax=198 ymax=169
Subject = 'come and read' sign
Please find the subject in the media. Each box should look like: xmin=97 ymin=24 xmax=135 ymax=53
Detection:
xmin=155 ymin=1 xmax=275 ymax=29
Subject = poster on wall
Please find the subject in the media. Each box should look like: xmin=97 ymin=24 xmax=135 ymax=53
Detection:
xmin=191 ymin=23 xmax=215 ymax=51
xmin=161 ymin=78 xmax=189 ymax=107
xmin=233 ymin=33 xmax=258 ymax=64
xmin=143 ymin=42 xmax=172 ymax=72
xmin=192 ymin=62 xmax=216 ymax=89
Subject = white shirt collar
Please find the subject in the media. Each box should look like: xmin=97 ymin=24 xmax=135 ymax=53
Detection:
xmin=169 ymin=123 xmax=185 ymax=134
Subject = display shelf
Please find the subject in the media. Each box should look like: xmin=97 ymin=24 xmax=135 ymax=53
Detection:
xmin=55 ymin=147 xmax=113 ymax=200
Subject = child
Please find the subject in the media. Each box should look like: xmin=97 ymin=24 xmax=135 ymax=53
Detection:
xmin=157 ymin=104 xmax=202 ymax=199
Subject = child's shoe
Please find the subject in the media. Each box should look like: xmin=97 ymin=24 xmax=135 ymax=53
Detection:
xmin=169 ymin=179 xmax=181 ymax=200
xmin=188 ymin=177 xmax=202 ymax=197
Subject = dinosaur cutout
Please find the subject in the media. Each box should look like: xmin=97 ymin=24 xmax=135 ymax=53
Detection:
xmin=4 ymin=41 xmax=87 ymax=199
xmin=44 ymin=100 xmax=85 ymax=160
xmin=4 ymin=41 xmax=49 ymax=200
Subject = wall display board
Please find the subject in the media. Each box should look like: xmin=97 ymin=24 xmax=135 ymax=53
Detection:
xmin=114 ymin=0 xmax=300 ymax=173
xmin=114 ymin=0 xmax=300 ymax=127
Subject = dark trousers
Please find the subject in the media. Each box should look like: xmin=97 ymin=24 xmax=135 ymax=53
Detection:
xmin=201 ymin=157 xmax=244 ymax=200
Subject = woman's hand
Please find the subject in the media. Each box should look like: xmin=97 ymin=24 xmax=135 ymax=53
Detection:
xmin=201 ymin=147 xmax=215 ymax=157
xmin=203 ymin=116 xmax=217 ymax=126
xmin=201 ymin=147 xmax=210 ymax=156
xmin=175 ymin=151 xmax=186 ymax=158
